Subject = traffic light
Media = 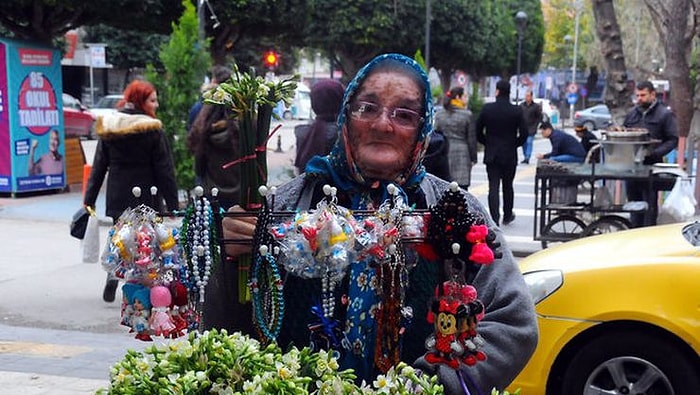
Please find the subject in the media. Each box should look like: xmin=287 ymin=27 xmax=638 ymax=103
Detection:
xmin=263 ymin=51 xmax=279 ymax=69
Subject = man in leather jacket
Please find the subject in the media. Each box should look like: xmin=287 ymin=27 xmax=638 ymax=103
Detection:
xmin=623 ymin=80 xmax=679 ymax=227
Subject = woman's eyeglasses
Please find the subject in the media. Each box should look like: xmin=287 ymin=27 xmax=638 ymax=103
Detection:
xmin=349 ymin=101 xmax=424 ymax=129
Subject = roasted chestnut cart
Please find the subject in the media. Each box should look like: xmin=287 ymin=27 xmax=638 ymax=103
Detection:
xmin=533 ymin=160 xmax=654 ymax=249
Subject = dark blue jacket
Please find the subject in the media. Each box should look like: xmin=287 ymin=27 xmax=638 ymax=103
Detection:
xmin=544 ymin=129 xmax=586 ymax=159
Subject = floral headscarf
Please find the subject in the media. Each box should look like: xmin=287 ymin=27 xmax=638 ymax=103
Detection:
xmin=305 ymin=53 xmax=434 ymax=207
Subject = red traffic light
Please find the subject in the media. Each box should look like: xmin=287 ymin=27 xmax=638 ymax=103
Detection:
xmin=264 ymin=51 xmax=279 ymax=68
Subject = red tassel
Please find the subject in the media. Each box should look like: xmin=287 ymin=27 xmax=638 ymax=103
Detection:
xmin=469 ymin=243 xmax=494 ymax=265
xmin=465 ymin=225 xmax=489 ymax=243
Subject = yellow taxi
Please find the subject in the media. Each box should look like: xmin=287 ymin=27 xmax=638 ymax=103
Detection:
xmin=509 ymin=222 xmax=700 ymax=394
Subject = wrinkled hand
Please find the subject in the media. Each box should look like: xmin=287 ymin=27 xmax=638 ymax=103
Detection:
xmin=222 ymin=205 xmax=257 ymax=258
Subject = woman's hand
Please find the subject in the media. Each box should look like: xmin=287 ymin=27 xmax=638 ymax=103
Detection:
xmin=222 ymin=205 xmax=257 ymax=258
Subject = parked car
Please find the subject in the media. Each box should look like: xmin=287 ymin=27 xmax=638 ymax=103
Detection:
xmin=509 ymin=221 xmax=700 ymax=394
xmin=89 ymin=94 xmax=123 ymax=119
xmin=272 ymin=84 xmax=312 ymax=120
xmin=534 ymin=98 xmax=560 ymax=126
xmin=62 ymin=93 xmax=95 ymax=139
xmin=574 ymin=104 xmax=612 ymax=131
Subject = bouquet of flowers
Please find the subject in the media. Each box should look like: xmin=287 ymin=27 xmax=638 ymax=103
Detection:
xmin=203 ymin=66 xmax=299 ymax=212
xmin=97 ymin=329 xmax=445 ymax=394
xmin=203 ymin=66 xmax=299 ymax=303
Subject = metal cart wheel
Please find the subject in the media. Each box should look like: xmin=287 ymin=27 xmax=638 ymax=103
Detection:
xmin=540 ymin=215 xmax=587 ymax=249
xmin=581 ymin=215 xmax=632 ymax=237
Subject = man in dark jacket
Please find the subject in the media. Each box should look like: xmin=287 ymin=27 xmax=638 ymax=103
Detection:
xmin=519 ymin=90 xmax=542 ymax=164
xmin=536 ymin=121 xmax=586 ymax=163
xmin=574 ymin=123 xmax=600 ymax=163
xmin=623 ymin=80 xmax=679 ymax=227
xmin=476 ymin=80 xmax=528 ymax=226
xmin=623 ymin=80 xmax=678 ymax=164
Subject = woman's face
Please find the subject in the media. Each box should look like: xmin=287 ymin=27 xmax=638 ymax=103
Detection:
xmin=345 ymin=71 xmax=422 ymax=180
xmin=144 ymin=91 xmax=159 ymax=115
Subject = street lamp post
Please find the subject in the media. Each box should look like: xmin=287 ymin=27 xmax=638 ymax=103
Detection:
xmin=515 ymin=11 xmax=528 ymax=103
xmin=569 ymin=0 xmax=582 ymax=125
xmin=425 ymin=0 xmax=431 ymax=70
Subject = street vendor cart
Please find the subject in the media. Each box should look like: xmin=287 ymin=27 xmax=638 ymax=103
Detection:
xmin=533 ymin=160 xmax=654 ymax=249
xmin=533 ymin=126 xmax=686 ymax=248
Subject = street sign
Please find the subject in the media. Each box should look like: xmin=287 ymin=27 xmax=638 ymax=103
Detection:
xmin=456 ymin=72 xmax=467 ymax=86
xmin=567 ymin=83 xmax=578 ymax=94
xmin=567 ymin=92 xmax=578 ymax=105
xmin=88 ymin=44 xmax=106 ymax=68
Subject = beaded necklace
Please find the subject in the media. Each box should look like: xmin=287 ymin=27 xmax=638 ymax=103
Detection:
xmin=250 ymin=245 xmax=284 ymax=343
xmin=181 ymin=187 xmax=220 ymax=329
xmin=249 ymin=185 xmax=285 ymax=344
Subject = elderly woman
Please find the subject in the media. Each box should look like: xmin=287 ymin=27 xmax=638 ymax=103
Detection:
xmin=216 ymin=54 xmax=537 ymax=394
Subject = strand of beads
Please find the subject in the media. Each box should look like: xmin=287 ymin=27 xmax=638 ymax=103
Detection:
xmin=321 ymin=271 xmax=336 ymax=319
xmin=182 ymin=187 xmax=220 ymax=331
xmin=250 ymin=245 xmax=284 ymax=344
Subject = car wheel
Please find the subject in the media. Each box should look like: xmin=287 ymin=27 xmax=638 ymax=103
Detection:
xmin=581 ymin=215 xmax=631 ymax=237
xmin=283 ymin=110 xmax=293 ymax=120
xmin=583 ymin=120 xmax=596 ymax=131
xmin=540 ymin=214 xmax=586 ymax=249
xmin=560 ymin=332 xmax=700 ymax=395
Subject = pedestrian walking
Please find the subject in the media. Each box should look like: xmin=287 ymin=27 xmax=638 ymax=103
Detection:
xmin=475 ymin=80 xmax=528 ymax=226
xmin=187 ymin=66 xmax=232 ymax=132
xmin=519 ymin=90 xmax=542 ymax=164
xmin=434 ymin=86 xmax=476 ymax=189
xmin=83 ymin=79 xmax=179 ymax=303
xmin=187 ymin=102 xmax=240 ymax=210
xmin=294 ymin=79 xmax=345 ymax=173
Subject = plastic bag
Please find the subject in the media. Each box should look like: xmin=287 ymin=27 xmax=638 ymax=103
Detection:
xmin=82 ymin=213 xmax=100 ymax=263
xmin=662 ymin=177 xmax=697 ymax=221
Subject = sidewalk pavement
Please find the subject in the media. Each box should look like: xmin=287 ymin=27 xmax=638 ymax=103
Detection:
xmin=0 ymin=134 xmax=302 ymax=394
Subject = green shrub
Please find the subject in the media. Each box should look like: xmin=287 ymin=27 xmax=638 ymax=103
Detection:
xmin=146 ymin=0 xmax=211 ymax=192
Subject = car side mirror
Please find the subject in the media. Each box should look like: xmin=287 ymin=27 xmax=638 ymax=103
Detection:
xmin=682 ymin=222 xmax=700 ymax=246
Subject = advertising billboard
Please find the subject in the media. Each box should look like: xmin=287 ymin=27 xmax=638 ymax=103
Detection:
xmin=0 ymin=38 xmax=65 ymax=193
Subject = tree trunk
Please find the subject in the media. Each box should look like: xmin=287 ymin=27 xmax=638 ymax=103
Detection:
xmin=592 ymin=0 xmax=632 ymax=125
xmin=439 ymin=67 xmax=452 ymax=99
xmin=644 ymin=0 xmax=695 ymax=138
